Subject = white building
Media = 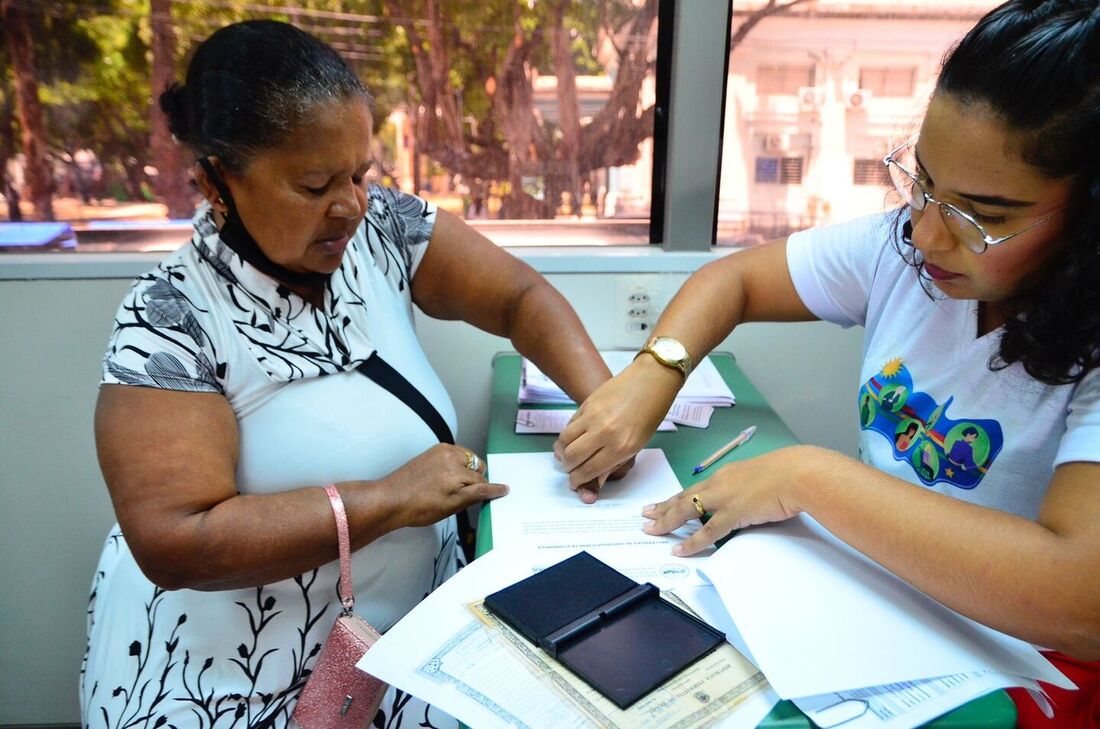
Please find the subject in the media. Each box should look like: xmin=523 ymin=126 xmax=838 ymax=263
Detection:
xmin=719 ymin=0 xmax=996 ymax=242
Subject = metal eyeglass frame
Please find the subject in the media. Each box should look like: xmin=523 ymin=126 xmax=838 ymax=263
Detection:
xmin=882 ymin=138 xmax=1057 ymax=254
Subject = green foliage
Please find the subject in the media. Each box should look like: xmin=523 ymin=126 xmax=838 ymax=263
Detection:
xmin=1 ymin=0 xmax=644 ymax=204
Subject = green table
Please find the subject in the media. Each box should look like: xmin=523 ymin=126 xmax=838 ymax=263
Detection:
xmin=477 ymin=352 xmax=1016 ymax=728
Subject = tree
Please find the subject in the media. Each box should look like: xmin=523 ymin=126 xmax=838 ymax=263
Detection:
xmin=379 ymin=0 xmax=658 ymax=219
xmin=150 ymin=0 xmax=192 ymax=217
xmin=379 ymin=0 xmax=814 ymax=220
xmin=731 ymin=0 xmax=816 ymax=48
xmin=2 ymin=0 xmax=55 ymax=220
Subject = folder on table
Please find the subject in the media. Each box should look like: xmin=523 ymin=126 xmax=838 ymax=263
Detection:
xmin=483 ymin=551 xmax=726 ymax=709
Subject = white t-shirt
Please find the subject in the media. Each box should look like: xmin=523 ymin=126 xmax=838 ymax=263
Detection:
xmin=83 ymin=186 xmax=459 ymax=727
xmin=787 ymin=211 xmax=1100 ymax=520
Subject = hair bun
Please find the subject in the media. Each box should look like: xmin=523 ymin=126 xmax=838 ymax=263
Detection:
xmin=158 ymin=83 xmax=191 ymax=143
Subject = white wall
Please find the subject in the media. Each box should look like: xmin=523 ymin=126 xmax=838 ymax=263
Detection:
xmin=0 ymin=263 xmax=862 ymax=724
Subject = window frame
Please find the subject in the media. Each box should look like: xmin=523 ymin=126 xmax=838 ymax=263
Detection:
xmin=658 ymin=0 xmax=731 ymax=251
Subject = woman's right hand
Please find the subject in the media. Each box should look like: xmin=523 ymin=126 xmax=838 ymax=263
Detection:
xmin=554 ymin=356 xmax=684 ymax=502
xmin=382 ymin=443 xmax=508 ymax=528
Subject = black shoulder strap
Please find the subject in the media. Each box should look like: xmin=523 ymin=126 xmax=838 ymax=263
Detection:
xmin=356 ymin=352 xmax=455 ymax=445
xmin=358 ymin=351 xmax=476 ymax=562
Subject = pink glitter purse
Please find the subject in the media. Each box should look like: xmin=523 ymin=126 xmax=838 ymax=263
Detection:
xmin=292 ymin=485 xmax=388 ymax=728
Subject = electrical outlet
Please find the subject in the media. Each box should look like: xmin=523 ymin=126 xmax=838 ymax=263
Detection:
xmin=614 ymin=276 xmax=666 ymax=348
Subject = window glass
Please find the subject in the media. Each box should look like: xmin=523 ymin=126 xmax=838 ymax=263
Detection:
xmin=859 ymin=67 xmax=917 ymax=97
xmin=757 ymin=65 xmax=815 ymax=96
xmin=755 ymin=156 xmax=804 ymax=185
xmin=0 ymin=1 xmax=661 ymax=252
xmin=853 ymin=158 xmax=891 ymax=186
xmin=717 ymin=1 xmax=998 ymax=247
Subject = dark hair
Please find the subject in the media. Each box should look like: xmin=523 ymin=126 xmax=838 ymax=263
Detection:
xmin=158 ymin=20 xmax=372 ymax=173
xmin=962 ymin=426 xmax=979 ymax=438
xmin=897 ymin=0 xmax=1100 ymax=385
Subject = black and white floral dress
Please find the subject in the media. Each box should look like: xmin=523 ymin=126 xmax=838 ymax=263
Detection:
xmin=81 ymin=187 xmax=461 ymax=729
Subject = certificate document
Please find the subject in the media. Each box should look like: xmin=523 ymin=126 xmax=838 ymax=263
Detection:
xmin=461 ymin=598 xmax=768 ymax=729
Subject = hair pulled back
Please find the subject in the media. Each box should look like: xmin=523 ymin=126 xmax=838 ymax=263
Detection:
xmin=899 ymin=0 xmax=1100 ymax=385
xmin=158 ymin=20 xmax=371 ymax=173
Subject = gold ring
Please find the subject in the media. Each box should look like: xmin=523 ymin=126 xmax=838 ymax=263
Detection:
xmin=465 ymin=451 xmax=480 ymax=471
xmin=692 ymin=495 xmax=707 ymax=517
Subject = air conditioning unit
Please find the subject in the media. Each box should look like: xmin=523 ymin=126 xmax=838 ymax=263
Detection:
xmin=848 ymin=88 xmax=873 ymax=109
xmin=764 ymin=133 xmax=787 ymax=153
xmin=798 ymin=86 xmax=823 ymax=110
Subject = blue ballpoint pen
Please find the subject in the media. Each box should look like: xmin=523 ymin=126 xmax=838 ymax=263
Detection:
xmin=692 ymin=425 xmax=757 ymax=475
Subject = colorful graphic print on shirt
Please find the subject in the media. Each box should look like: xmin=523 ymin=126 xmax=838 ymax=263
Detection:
xmin=858 ymin=357 xmax=1004 ymax=490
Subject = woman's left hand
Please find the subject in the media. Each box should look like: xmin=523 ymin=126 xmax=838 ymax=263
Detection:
xmin=642 ymin=445 xmax=825 ymax=555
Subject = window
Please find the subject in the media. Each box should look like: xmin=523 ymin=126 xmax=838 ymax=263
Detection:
xmin=0 ymin=1 xmax=665 ymax=251
xmin=756 ymin=65 xmax=815 ymax=95
xmin=755 ymin=157 xmax=804 ymax=185
xmin=853 ymin=159 xmax=891 ymax=187
xmin=858 ymin=67 xmax=917 ymax=97
xmin=717 ymin=2 xmax=996 ymax=247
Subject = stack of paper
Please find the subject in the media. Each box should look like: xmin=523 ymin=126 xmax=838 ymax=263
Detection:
xmin=361 ymin=449 xmax=1074 ymax=729
xmin=360 ymin=450 xmax=780 ymax=728
xmin=519 ymin=351 xmax=735 ymax=408
xmin=359 ymin=547 xmax=781 ymax=729
xmin=695 ymin=514 xmax=1074 ymax=728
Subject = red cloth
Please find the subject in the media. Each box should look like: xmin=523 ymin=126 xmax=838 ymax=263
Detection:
xmin=1007 ymin=652 xmax=1100 ymax=728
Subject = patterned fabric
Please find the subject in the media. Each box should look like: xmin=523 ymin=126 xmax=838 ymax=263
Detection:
xmin=82 ymin=186 xmax=461 ymax=729
xmin=786 ymin=211 xmax=1100 ymax=520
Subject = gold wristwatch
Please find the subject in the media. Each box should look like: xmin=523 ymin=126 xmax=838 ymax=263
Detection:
xmin=635 ymin=336 xmax=693 ymax=380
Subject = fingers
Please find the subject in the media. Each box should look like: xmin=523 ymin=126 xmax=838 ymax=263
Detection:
xmin=452 ymin=446 xmax=506 ymax=501
xmin=455 ymin=445 xmax=487 ymax=478
xmin=642 ymin=488 xmax=735 ymax=556
xmin=641 ymin=491 xmax=695 ymax=535
xmin=563 ymin=441 xmax=630 ymax=491
xmin=556 ymin=426 xmax=602 ymax=473
xmin=607 ymin=455 xmax=636 ymax=481
xmin=671 ymin=518 xmax=730 ymax=557
xmin=575 ymin=473 xmax=608 ymax=504
xmin=470 ymin=480 xmax=509 ymax=502
xmin=554 ymin=411 xmax=583 ymax=457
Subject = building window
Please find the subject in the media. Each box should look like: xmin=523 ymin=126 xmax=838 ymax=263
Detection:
xmin=0 ymin=1 xmax=665 ymax=251
xmin=755 ymin=157 xmax=804 ymax=185
xmin=718 ymin=5 xmax=989 ymax=246
xmin=858 ymin=67 xmax=917 ymax=97
xmin=853 ymin=159 xmax=891 ymax=186
xmin=756 ymin=65 xmax=815 ymax=95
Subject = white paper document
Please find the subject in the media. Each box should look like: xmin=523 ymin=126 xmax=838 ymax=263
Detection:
xmin=519 ymin=352 xmax=734 ymax=407
xmin=675 ymin=579 xmax=1047 ymax=729
xmin=670 ymin=586 xmax=1039 ymax=729
xmin=793 ymin=671 xmax=1038 ymax=729
xmin=516 ymin=408 xmax=677 ymax=434
xmin=697 ymin=514 xmax=1073 ymax=701
xmin=488 ymin=449 xmax=709 ymax=588
xmin=358 ymin=548 xmax=775 ymax=729
xmin=666 ymin=401 xmax=716 ymax=428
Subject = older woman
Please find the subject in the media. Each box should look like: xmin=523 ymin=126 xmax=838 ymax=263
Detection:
xmin=81 ymin=20 xmax=617 ymax=727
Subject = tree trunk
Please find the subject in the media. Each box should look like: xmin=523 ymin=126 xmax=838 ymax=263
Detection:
xmin=150 ymin=0 xmax=193 ymax=218
xmin=577 ymin=0 xmax=658 ymax=176
xmin=0 ymin=95 xmax=21 ymax=221
xmin=494 ymin=13 xmax=544 ymax=219
xmin=383 ymin=0 xmax=510 ymax=185
xmin=2 ymin=0 xmax=55 ymax=220
xmin=550 ymin=0 xmax=582 ymax=218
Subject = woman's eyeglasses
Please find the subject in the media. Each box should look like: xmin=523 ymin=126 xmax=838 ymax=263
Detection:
xmin=882 ymin=138 xmax=1057 ymax=254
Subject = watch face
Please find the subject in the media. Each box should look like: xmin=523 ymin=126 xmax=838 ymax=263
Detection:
xmin=653 ymin=337 xmax=686 ymax=362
